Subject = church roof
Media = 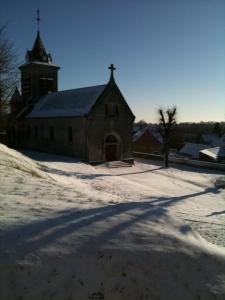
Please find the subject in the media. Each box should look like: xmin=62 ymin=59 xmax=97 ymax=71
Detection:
xmin=26 ymin=84 xmax=107 ymax=118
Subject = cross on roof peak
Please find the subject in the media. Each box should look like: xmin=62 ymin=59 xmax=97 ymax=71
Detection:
xmin=108 ymin=64 xmax=116 ymax=82
xmin=36 ymin=9 xmax=41 ymax=31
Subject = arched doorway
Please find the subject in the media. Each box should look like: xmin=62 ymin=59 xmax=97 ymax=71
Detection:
xmin=104 ymin=134 xmax=120 ymax=161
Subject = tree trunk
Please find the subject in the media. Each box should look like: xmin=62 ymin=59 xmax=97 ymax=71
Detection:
xmin=164 ymin=141 xmax=169 ymax=168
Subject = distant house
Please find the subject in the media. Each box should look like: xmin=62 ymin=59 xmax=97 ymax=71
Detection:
xmin=201 ymin=133 xmax=222 ymax=147
xmin=179 ymin=143 xmax=208 ymax=159
xmin=133 ymin=126 xmax=163 ymax=155
xmin=199 ymin=147 xmax=225 ymax=163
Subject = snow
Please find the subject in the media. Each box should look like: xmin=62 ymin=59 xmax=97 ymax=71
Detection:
xmin=180 ymin=143 xmax=209 ymax=158
xmin=20 ymin=61 xmax=59 ymax=67
xmin=0 ymin=143 xmax=48 ymax=179
xmin=200 ymin=146 xmax=225 ymax=161
xmin=26 ymin=84 xmax=107 ymax=118
xmin=1 ymin=144 xmax=225 ymax=299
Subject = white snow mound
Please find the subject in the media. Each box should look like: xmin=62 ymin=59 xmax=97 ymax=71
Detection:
xmin=0 ymin=143 xmax=48 ymax=179
xmin=1 ymin=147 xmax=225 ymax=300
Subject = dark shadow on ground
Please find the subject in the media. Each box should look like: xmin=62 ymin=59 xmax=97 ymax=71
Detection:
xmin=39 ymin=164 xmax=164 ymax=179
xmin=135 ymin=158 xmax=224 ymax=176
xmin=0 ymin=185 xmax=217 ymax=262
xmin=39 ymin=164 xmax=220 ymax=192
xmin=206 ymin=210 xmax=225 ymax=217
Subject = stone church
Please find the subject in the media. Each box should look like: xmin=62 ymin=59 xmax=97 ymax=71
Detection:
xmin=8 ymin=29 xmax=135 ymax=163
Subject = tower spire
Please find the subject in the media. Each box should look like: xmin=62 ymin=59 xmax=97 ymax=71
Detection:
xmin=25 ymin=9 xmax=53 ymax=64
xmin=36 ymin=9 xmax=41 ymax=31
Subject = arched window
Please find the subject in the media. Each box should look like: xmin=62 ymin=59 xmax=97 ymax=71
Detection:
xmin=105 ymin=135 xmax=117 ymax=143
xmin=50 ymin=126 xmax=54 ymax=141
xmin=27 ymin=126 xmax=31 ymax=139
xmin=34 ymin=126 xmax=38 ymax=140
xmin=68 ymin=127 xmax=73 ymax=143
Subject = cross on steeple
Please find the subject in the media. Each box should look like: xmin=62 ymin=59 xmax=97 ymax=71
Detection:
xmin=36 ymin=9 xmax=41 ymax=31
xmin=108 ymin=64 xmax=116 ymax=82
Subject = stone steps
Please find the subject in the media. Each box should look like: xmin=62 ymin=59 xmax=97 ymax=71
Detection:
xmin=106 ymin=161 xmax=132 ymax=168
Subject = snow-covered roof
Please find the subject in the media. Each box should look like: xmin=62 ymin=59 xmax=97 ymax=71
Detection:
xmin=27 ymin=84 xmax=107 ymax=118
xmin=133 ymin=125 xmax=163 ymax=144
xmin=180 ymin=143 xmax=208 ymax=158
xmin=133 ymin=127 xmax=145 ymax=142
xmin=19 ymin=61 xmax=59 ymax=69
xmin=200 ymin=147 xmax=225 ymax=161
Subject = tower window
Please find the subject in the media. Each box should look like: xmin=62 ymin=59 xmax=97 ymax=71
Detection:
xmin=40 ymin=77 xmax=54 ymax=96
xmin=49 ymin=126 xmax=54 ymax=141
xmin=68 ymin=127 xmax=73 ymax=143
xmin=22 ymin=77 xmax=31 ymax=98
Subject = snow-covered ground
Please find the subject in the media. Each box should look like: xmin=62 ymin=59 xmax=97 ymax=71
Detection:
xmin=0 ymin=144 xmax=225 ymax=300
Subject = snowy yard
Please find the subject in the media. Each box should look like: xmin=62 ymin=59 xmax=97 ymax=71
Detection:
xmin=0 ymin=144 xmax=225 ymax=300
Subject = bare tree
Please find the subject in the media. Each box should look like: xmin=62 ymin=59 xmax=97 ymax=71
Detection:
xmin=0 ymin=26 xmax=18 ymax=133
xmin=158 ymin=107 xmax=177 ymax=168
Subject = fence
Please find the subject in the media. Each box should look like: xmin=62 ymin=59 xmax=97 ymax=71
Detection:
xmin=133 ymin=152 xmax=225 ymax=172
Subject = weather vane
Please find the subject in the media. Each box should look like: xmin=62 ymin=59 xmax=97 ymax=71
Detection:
xmin=36 ymin=9 xmax=41 ymax=31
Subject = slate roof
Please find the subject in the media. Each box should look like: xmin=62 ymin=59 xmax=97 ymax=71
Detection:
xmin=27 ymin=84 xmax=107 ymax=118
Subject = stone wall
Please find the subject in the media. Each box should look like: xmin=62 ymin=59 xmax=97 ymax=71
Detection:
xmin=22 ymin=117 xmax=87 ymax=158
xmin=87 ymin=83 xmax=134 ymax=162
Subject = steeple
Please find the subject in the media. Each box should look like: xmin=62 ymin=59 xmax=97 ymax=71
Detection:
xmin=26 ymin=31 xmax=52 ymax=63
xmin=19 ymin=9 xmax=60 ymax=103
xmin=26 ymin=10 xmax=52 ymax=64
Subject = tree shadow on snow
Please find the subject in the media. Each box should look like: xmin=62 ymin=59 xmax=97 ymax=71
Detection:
xmin=206 ymin=210 xmax=225 ymax=217
xmin=39 ymin=164 xmax=164 ymax=179
xmin=0 ymin=185 xmax=218 ymax=263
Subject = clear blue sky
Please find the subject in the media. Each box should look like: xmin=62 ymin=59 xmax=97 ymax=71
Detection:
xmin=1 ymin=0 xmax=225 ymax=122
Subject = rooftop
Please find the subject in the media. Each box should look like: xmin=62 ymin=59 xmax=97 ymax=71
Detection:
xmin=27 ymin=84 xmax=107 ymax=118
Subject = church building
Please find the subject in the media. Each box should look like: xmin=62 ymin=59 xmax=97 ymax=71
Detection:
xmin=8 ymin=26 xmax=135 ymax=163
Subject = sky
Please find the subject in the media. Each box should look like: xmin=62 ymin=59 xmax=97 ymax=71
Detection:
xmin=1 ymin=0 xmax=225 ymax=123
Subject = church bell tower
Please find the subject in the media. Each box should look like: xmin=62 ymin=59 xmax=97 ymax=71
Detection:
xmin=19 ymin=10 xmax=60 ymax=104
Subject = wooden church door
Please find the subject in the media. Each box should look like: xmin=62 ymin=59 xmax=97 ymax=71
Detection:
xmin=104 ymin=134 xmax=120 ymax=161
